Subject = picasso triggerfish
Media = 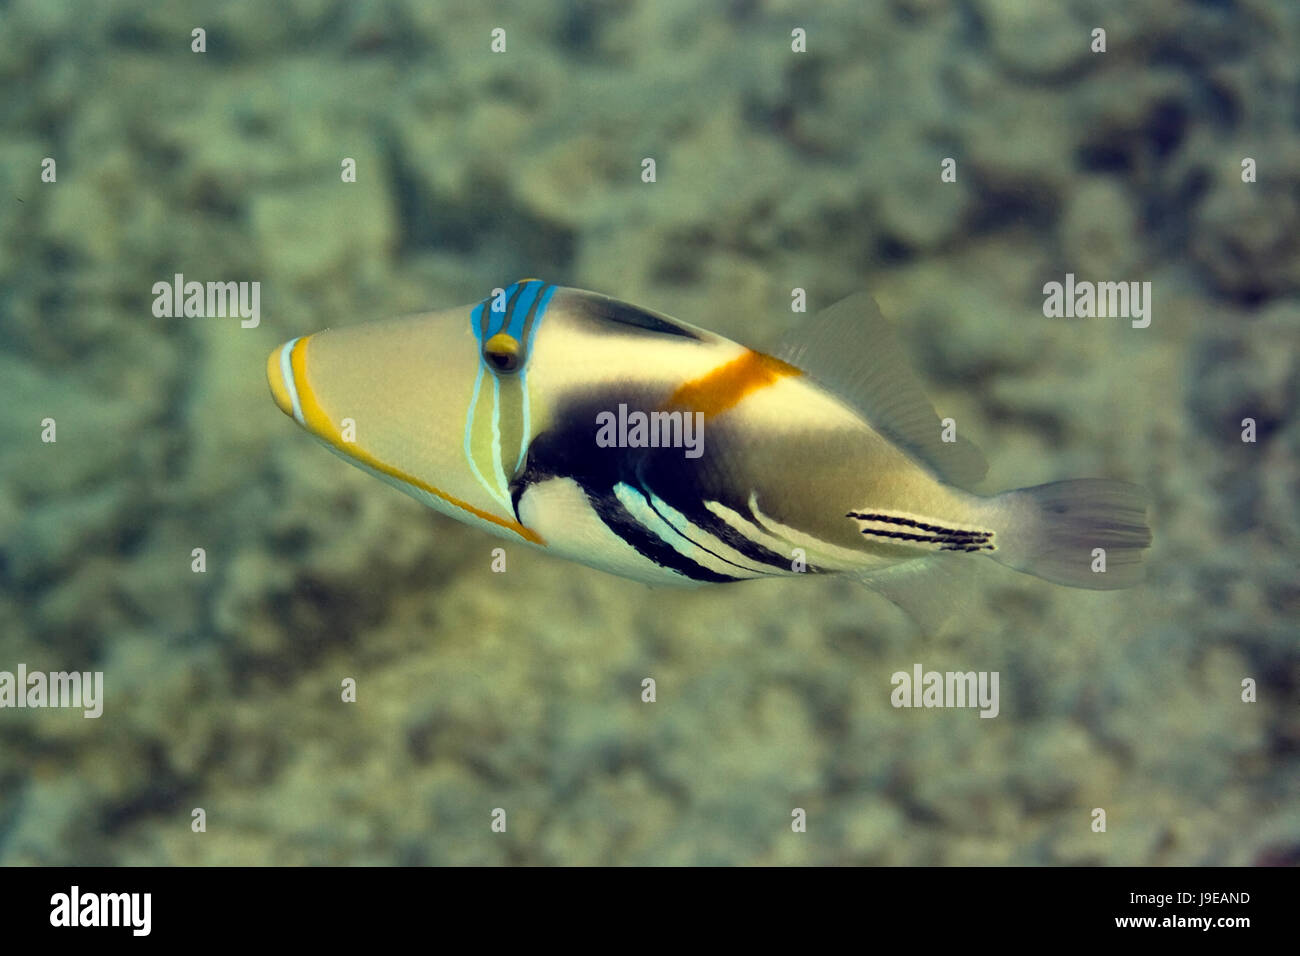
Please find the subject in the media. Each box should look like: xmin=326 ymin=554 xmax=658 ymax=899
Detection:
xmin=268 ymin=280 xmax=1151 ymax=623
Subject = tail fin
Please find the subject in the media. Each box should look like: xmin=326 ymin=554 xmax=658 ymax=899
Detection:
xmin=989 ymin=479 xmax=1152 ymax=589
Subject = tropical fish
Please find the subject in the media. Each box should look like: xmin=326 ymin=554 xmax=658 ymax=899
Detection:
xmin=267 ymin=280 xmax=1151 ymax=623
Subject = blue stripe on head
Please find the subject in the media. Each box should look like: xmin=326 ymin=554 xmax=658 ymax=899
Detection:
xmin=524 ymin=284 xmax=557 ymax=355
xmin=492 ymin=282 xmax=516 ymax=315
xmin=473 ymin=284 xmax=510 ymax=347
xmin=505 ymin=281 xmax=541 ymax=340
xmin=471 ymin=280 xmax=556 ymax=367
xmin=474 ymin=282 xmax=516 ymax=345
xmin=494 ymin=282 xmax=525 ymax=332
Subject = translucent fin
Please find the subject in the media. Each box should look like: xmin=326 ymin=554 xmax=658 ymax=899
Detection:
xmin=989 ymin=479 xmax=1152 ymax=589
xmin=774 ymin=293 xmax=987 ymax=489
xmin=851 ymin=556 xmax=987 ymax=636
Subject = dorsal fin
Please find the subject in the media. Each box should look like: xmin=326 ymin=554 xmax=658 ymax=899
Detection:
xmin=773 ymin=293 xmax=987 ymax=489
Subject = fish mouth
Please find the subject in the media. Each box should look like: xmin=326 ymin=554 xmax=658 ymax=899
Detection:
xmin=266 ymin=336 xmax=308 ymax=423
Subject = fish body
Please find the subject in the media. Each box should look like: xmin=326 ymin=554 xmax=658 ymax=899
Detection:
xmin=268 ymin=281 xmax=1151 ymax=608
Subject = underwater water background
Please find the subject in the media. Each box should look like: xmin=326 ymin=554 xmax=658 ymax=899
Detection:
xmin=1 ymin=0 xmax=1297 ymax=865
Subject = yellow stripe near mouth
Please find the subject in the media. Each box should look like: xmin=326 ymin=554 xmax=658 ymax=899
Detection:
xmin=667 ymin=349 xmax=802 ymax=418
xmin=266 ymin=346 xmax=295 ymax=417
xmin=288 ymin=337 xmax=546 ymax=546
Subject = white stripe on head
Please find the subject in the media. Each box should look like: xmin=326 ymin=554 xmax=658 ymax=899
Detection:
xmin=280 ymin=337 xmax=305 ymax=424
xmin=463 ymin=366 xmax=514 ymax=515
xmin=488 ymin=376 xmax=513 ymax=507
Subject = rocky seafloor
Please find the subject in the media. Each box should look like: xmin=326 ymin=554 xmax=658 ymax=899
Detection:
xmin=1 ymin=0 xmax=1297 ymax=864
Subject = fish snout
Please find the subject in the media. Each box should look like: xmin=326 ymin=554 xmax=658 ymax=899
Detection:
xmin=267 ymin=337 xmax=307 ymax=423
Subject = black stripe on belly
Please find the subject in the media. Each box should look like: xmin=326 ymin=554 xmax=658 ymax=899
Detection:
xmin=510 ymin=391 xmax=823 ymax=579
xmin=640 ymin=493 xmax=764 ymax=576
xmin=630 ymin=459 xmax=814 ymax=574
xmin=587 ymin=486 xmax=740 ymax=583
xmin=704 ymin=505 xmax=813 ymax=570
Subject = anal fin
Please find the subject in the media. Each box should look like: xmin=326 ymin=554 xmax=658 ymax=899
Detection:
xmin=851 ymin=556 xmax=988 ymax=636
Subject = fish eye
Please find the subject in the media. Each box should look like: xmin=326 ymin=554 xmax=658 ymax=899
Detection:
xmin=483 ymin=333 xmax=521 ymax=373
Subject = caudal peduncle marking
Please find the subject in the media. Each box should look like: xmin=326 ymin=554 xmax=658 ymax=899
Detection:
xmin=847 ymin=511 xmax=995 ymax=552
